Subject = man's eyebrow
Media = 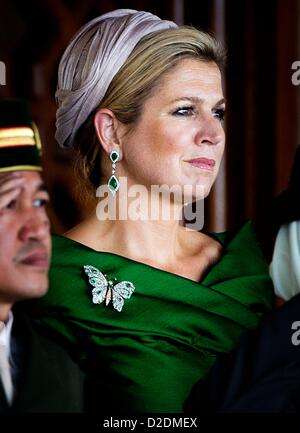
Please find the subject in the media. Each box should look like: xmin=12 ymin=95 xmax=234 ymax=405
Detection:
xmin=36 ymin=181 xmax=49 ymax=193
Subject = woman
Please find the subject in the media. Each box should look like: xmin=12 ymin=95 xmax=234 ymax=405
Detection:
xmin=28 ymin=9 xmax=273 ymax=412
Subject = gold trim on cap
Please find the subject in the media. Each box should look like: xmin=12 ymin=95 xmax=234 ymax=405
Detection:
xmin=0 ymin=137 xmax=35 ymax=147
xmin=0 ymin=165 xmax=42 ymax=173
xmin=0 ymin=127 xmax=36 ymax=147
xmin=0 ymin=127 xmax=34 ymax=139
xmin=32 ymin=122 xmax=42 ymax=151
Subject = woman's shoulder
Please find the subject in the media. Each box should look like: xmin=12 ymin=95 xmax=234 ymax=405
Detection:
xmin=186 ymin=220 xmax=259 ymax=263
xmin=206 ymin=220 xmax=264 ymax=254
xmin=51 ymin=232 xmax=96 ymax=251
xmin=51 ymin=232 xmax=70 ymax=247
xmin=207 ymin=220 xmax=270 ymax=274
xmin=50 ymin=232 xmax=99 ymax=271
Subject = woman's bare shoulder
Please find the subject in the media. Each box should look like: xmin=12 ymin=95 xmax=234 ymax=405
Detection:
xmin=181 ymin=227 xmax=223 ymax=257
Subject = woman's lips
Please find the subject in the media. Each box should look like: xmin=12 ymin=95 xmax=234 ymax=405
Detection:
xmin=184 ymin=157 xmax=216 ymax=171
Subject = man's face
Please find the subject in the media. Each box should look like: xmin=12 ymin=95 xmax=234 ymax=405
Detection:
xmin=0 ymin=171 xmax=51 ymax=307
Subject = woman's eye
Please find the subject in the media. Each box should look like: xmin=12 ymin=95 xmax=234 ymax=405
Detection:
xmin=173 ymin=106 xmax=195 ymax=116
xmin=33 ymin=198 xmax=49 ymax=208
xmin=213 ymin=108 xmax=225 ymax=122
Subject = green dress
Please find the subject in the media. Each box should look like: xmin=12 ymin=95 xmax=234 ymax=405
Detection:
xmin=28 ymin=221 xmax=273 ymax=412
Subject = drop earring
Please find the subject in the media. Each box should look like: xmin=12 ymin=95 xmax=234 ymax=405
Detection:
xmin=108 ymin=150 xmax=120 ymax=195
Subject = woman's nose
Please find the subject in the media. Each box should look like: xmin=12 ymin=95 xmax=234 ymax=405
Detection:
xmin=194 ymin=115 xmax=224 ymax=146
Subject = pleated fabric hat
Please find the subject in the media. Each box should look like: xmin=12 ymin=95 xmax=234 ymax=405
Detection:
xmin=0 ymin=99 xmax=42 ymax=173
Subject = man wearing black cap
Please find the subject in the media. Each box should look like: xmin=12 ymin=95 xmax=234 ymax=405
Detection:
xmin=0 ymin=99 xmax=83 ymax=412
xmin=185 ymin=146 xmax=300 ymax=413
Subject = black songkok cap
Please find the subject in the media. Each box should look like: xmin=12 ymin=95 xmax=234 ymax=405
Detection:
xmin=0 ymin=99 xmax=42 ymax=173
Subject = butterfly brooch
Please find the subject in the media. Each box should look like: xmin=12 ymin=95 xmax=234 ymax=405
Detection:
xmin=83 ymin=265 xmax=135 ymax=312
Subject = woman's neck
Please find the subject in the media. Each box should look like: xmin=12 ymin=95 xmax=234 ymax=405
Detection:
xmin=64 ymin=192 xmax=224 ymax=282
xmin=65 ymin=209 xmax=191 ymax=266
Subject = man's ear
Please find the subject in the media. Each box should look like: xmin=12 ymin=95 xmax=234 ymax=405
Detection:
xmin=94 ymin=108 xmax=123 ymax=158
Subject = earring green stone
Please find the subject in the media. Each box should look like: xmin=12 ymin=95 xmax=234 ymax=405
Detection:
xmin=108 ymin=175 xmax=119 ymax=193
xmin=108 ymin=150 xmax=120 ymax=195
xmin=110 ymin=151 xmax=119 ymax=163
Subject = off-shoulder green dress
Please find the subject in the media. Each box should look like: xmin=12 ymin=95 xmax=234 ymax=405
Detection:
xmin=28 ymin=221 xmax=273 ymax=412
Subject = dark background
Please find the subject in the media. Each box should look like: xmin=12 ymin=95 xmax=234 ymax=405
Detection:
xmin=0 ymin=0 xmax=299 ymax=235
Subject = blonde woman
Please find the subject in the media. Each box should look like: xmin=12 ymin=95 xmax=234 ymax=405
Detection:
xmin=29 ymin=10 xmax=273 ymax=412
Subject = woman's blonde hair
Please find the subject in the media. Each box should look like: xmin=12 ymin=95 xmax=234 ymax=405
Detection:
xmin=75 ymin=26 xmax=225 ymax=199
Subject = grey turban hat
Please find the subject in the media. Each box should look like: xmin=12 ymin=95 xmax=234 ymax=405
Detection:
xmin=55 ymin=9 xmax=177 ymax=148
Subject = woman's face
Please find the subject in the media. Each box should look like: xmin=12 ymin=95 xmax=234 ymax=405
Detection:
xmin=119 ymin=58 xmax=225 ymax=201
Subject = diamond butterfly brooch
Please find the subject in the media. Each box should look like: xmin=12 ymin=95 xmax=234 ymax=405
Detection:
xmin=83 ymin=265 xmax=135 ymax=312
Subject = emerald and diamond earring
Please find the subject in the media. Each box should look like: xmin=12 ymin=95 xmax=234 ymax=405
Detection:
xmin=108 ymin=150 xmax=120 ymax=195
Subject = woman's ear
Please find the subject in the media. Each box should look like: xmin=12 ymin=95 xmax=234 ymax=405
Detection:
xmin=94 ymin=108 xmax=123 ymax=158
